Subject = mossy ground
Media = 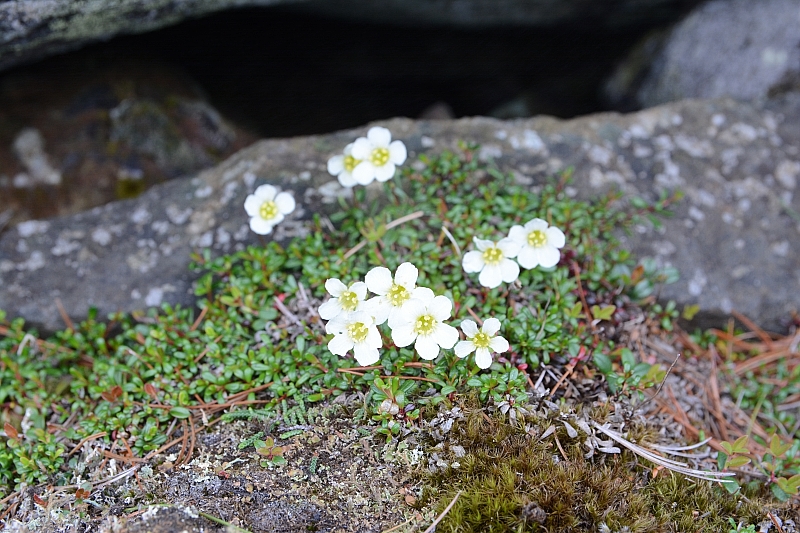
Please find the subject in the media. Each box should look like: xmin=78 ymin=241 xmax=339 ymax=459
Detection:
xmin=1 ymin=146 xmax=798 ymax=531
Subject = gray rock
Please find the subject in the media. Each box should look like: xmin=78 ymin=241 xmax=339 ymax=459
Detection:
xmin=0 ymin=0 xmax=699 ymax=73
xmin=606 ymin=0 xmax=800 ymax=109
xmin=1 ymin=95 xmax=800 ymax=333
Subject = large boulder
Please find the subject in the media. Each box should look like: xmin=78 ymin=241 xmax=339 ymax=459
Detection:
xmin=0 ymin=0 xmax=701 ymax=73
xmin=1 ymin=94 xmax=799 ymax=333
xmin=605 ymin=0 xmax=800 ymax=109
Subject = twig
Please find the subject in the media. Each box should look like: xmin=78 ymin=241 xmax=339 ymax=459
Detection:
xmin=55 ymin=298 xmax=75 ymax=331
xmin=636 ymin=353 xmax=681 ymax=410
xmin=274 ymin=296 xmax=302 ymax=326
xmin=440 ymin=225 xmax=461 ymax=257
xmin=422 ymin=490 xmax=462 ymax=533
xmin=337 ymin=211 xmax=425 ymax=264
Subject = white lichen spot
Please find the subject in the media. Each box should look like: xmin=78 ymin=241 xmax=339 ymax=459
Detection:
xmin=420 ymin=136 xmax=435 ymax=148
xmin=651 ymin=240 xmax=676 ymax=256
xmin=633 ymin=144 xmax=653 ymax=158
xmin=587 ymin=145 xmax=612 ymax=166
xmin=731 ymin=266 xmax=751 ymax=279
xmin=688 ymin=206 xmax=705 ymax=221
xmin=16 ymin=220 xmax=49 ymax=237
xmin=195 ymin=185 xmax=213 ymax=198
xmin=166 ymin=204 xmax=192 ymax=225
xmin=221 ymin=181 xmax=239 ymax=204
xmin=737 ymin=198 xmax=751 ymax=212
xmin=494 ymin=130 xmax=508 ymax=140
xmin=775 ymin=160 xmax=799 ymax=189
xmin=770 ymin=241 xmax=790 ymax=257
xmin=670 ymin=114 xmax=682 ymax=126
xmin=478 ymin=144 xmax=502 ymax=161
xmin=151 ymin=220 xmax=170 ymax=236
xmin=692 ymin=189 xmax=716 ymax=207
xmin=674 ymin=134 xmax=714 ymax=158
xmin=12 ymin=128 xmax=61 ymax=187
xmin=234 ymin=224 xmax=250 ymax=241
xmin=589 ymin=167 xmax=625 ymax=188
xmin=0 ymin=260 xmax=14 ymax=273
xmin=18 ymin=251 xmax=46 ymax=271
xmin=130 ymin=205 xmax=152 ymax=225
xmin=721 ymin=123 xmax=760 ymax=144
xmin=195 ymin=231 xmax=213 ymax=248
xmin=628 ymin=123 xmax=650 ymax=139
xmin=509 ymin=130 xmax=547 ymax=155
xmin=91 ymin=228 xmax=112 ymax=246
xmin=711 ymin=114 xmax=726 ymax=127
xmin=762 ymin=47 xmax=788 ymax=66
xmin=719 ymin=297 xmax=733 ymax=315
xmin=16 ymin=240 xmax=28 ymax=253
xmin=243 ymin=171 xmax=257 ymax=188
xmin=144 ymin=287 xmax=164 ymax=307
xmin=51 ymin=237 xmax=81 ymax=256
xmin=316 ymin=180 xmax=353 ymax=204
xmin=215 ymin=227 xmax=231 ymax=248
xmin=299 ymin=170 xmax=311 ymax=181
xmin=653 ymin=134 xmax=674 ymax=151
xmin=131 ymin=289 xmax=142 ymax=300
xmin=687 ymin=270 xmax=707 ymax=297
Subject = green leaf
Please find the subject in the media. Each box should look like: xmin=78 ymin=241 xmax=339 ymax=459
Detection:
xmin=169 ymin=407 xmax=191 ymax=419
xmin=593 ymin=353 xmax=612 ymax=375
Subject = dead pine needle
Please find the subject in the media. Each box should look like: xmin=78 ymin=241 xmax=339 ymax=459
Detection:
xmin=423 ymin=490 xmax=462 ymax=533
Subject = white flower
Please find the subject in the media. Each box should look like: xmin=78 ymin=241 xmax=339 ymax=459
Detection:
xmin=350 ymin=127 xmax=407 ymax=185
xmin=390 ymin=287 xmax=459 ymax=360
xmin=243 ymin=184 xmax=296 ymax=235
xmin=325 ymin=311 xmax=382 ymax=366
xmin=454 ymin=318 xmax=509 ymax=369
xmin=318 ymin=278 xmax=368 ymax=321
xmin=365 ymin=262 xmax=427 ymax=328
xmin=327 ymin=142 xmax=361 ymax=188
xmin=508 ymin=218 xmax=566 ymax=269
xmin=462 ymin=237 xmax=521 ymax=289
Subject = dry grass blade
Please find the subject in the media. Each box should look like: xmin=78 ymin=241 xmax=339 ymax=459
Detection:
xmin=592 ymin=423 xmax=734 ymax=482
xmin=422 ymin=490 xmax=462 ymax=533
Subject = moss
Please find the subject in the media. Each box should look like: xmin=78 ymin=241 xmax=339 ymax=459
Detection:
xmin=424 ymin=407 xmax=769 ymax=532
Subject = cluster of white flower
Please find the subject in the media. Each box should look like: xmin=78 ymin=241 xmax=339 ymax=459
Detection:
xmin=463 ymin=218 xmax=565 ymax=288
xmin=318 ymin=262 xmax=508 ymax=369
xmin=327 ymin=126 xmax=407 ymax=187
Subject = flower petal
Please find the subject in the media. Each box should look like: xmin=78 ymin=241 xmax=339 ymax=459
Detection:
xmin=394 ymin=262 xmax=419 ymax=288
xmin=499 ymin=258 xmax=520 ymax=283
xmin=318 ymin=299 xmax=343 ymax=321
xmin=429 ymin=295 xmax=453 ymax=322
xmin=328 ymin=334 xmax=353 ymax=356
xmin=338 ymin=172 xmax=357 ymax=187
xmin=525 ymin=218 xmax=549 ymax=232
xmin=472 ymin=237 xmax=493 ymax=252
xmin=545 ymin=226 xmax=566 ymax=248
xmin=365 ymin=326 xmax=383 ymax=349
xmin=254 ymin=184 xmax=277 ymax=200
xmin=249 ymin=217 xmax=274 ymax=235
xmin=325 ymin=278 xmax=348 ymax=297
xmin=478 ymin=264 xmax=503 ymax=288
xmin=389 ymin=140 xmax=407 ymax=165
xmin=482 ymin=317 xmax=501 ymax=336
xmin=489 ymin=335 xmax=509 ymax=354
xmin=497 ymin=237 xmax=521 ymax=258
xmin=516 ymin=247 xmax=539 ymax=269
xmin=327 ymin=155 xmax=344 ymax=176
xmin=274 ymin=192 xmax=296 ymax=215
xmin=351 ymin=281 xmax=368 ymax=300
xmin=414 ymin=335 xmax=440 ymax=360
xmin=435 ymin=323 xmax=459 ymax=349
xmin=367 ymin=126 xmax=392 ymax=147
xmin=391 ymin=323 xmax=416 ymax=347
xmin=324 ymin=316 xmax=347 ymax=334
xmin=454 ymin=340 xmax=475 ymax=358
xmin=352 ymin=162 xmax=375 ymax=185
xmin=244 ymin=194 xmax=261 ymax=217
xmin=350 ymin=137 xmax=372 ymax=159
xmin=374 ymin=162 xmax=396 ymax=182
xmin=409 ymin=287 xmax=435 ymax=306
xmin=537 ymin=245 xmax=561 ymax=268
xmin=365 ymin=266 xmax=393 ymax=295
xmin=462 ymin=250 xmax=485 ymax=273
xmin=353 ymin=344 xmax=379 ymax=366
xmin=474 ymin=347 xmax=493 ymax=369
xmin=460 ymin=319 xmax=479 ymax=337
xmin=367 ymin=297 xmax=391 ymax=325
xmin=507 ymin=224 xmax=526 ymax=244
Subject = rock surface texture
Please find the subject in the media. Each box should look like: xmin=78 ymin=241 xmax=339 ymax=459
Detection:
xmin=0 ymin=0 xmax=701 ymax=72
xmin=1 ymin=95 xmax=799 ymax=333
xmin=607 ymin=0 xmax=800 ymax=109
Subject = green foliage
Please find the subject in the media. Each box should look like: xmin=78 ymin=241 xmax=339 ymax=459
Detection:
xmin=0 ymin=146 xmax=680 ymax=498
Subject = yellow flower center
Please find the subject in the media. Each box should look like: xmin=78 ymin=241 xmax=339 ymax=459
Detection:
xmin=370 ymin=147 xmax=390 ymax=166
xmin=482 ymin=246 xmax=503 ymax=265
xmin=387 ymin=283 xmax=409 ymax=307
xmin=527 ymin=230 xmax=547 ymax=248
xmin=347 ymin=322 xmax=369 ymax=343
xmin=259 ymin=200 xmax=279 ymax=221
xmin=343 ymin=154 xmax=361 ymax=172
xmin=339 ymin=290 xmax=360 ymax=311
xmin=414 ymin=314 xmax=437 ymax=336
xmin=472 ymin=331 xmax=491 ymax=349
